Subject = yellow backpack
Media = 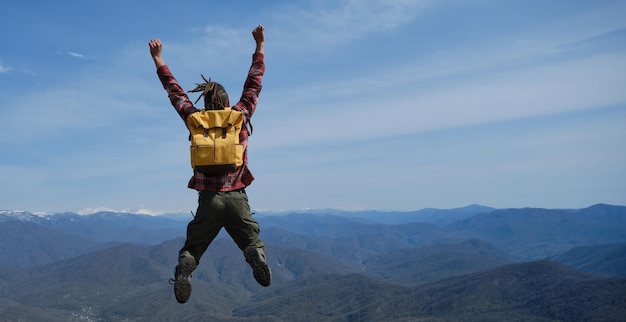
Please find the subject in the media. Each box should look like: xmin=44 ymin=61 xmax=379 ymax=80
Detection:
xmin=186 ymin=108 xmax=245 ymax=175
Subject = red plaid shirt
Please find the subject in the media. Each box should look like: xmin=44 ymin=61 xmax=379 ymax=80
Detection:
xmin=157 ymin=53 xmax=265 ymax=191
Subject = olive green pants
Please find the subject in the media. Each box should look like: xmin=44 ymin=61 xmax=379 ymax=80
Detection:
xmin=179 ymin=189 xmax=264 ymax=263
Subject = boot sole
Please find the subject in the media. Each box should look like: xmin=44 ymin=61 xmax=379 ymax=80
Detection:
xmin=245 ymin=247 xmax=271 ymax=287
xmin=174 ymin=257 xmax=197 ymax=303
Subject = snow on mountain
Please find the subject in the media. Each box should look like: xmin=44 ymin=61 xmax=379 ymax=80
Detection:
xmin=76 ymin=207 xmax=119 ymax=215
xmin=0 ymin=210 xmax=40 ymax=222
xmin=76 ymin=207 xmax=179 ymax=216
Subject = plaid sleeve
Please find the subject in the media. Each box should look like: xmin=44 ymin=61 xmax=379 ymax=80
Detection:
xmin=233 ymin=53 xmax=265 ymax=121
xmin=157 ymin=65 xmax=199 ymax=122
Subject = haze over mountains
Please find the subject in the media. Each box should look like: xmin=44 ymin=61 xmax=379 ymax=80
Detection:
xmin=1 ymin=204 xmax=625 ymax=321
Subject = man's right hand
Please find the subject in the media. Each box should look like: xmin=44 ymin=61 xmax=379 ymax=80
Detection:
xmin=149 ymin=38 xmax=166 ymax=68
xmin=252 ymin=25 xmax=265 ymax=54
xmin=149 ymin=38 xmax=162 ymax=57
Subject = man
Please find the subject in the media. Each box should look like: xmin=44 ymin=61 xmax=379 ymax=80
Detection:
xmin=149 ymin=25 xmax=270 ymax=304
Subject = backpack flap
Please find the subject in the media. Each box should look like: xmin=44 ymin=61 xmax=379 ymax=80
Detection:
xmin=187 ymin=109 xmax=244 ymax=174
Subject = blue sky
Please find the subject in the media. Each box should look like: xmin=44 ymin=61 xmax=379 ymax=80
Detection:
xmin=1 ymin=0 xmax=625 ymax=214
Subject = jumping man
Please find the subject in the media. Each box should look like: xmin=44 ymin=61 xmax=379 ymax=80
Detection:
xmin=149 ymin=25 xmax=270 ymax=304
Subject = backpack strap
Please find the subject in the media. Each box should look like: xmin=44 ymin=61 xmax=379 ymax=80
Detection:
xmin=230 ymin=105 xmax=253 ymax=136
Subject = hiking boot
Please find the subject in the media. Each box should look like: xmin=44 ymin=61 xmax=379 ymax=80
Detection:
xmin=172 ymin=255 xmax=197 ymax=303
xmin=244 ymin=246 xmax=271 ymax=287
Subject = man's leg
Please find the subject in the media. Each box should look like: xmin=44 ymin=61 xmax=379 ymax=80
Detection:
xmin=179 ymin=191 xmax=225 ymax=263
xmin=223 ymin=189 xmax=271 ymax=287
xmin=174 ymin=191 xmax=225 ymax=303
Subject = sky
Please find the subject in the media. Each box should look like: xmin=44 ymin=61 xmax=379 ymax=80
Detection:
xmin=1 ymin=0 xmax=625 ymax=215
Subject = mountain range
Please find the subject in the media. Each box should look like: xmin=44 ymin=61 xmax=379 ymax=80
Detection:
xmin=0 ymin=204 xmax=625 ymax=321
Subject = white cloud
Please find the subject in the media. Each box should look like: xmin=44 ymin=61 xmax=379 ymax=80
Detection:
xmin=161 ymin=0 xmax=434 ymax=68
xmin=63 ymin=51 xmax=94 ymax=60
xmin=0 ymin=61 xmax=10 ymax=73
xmin=254 ymin=49 xmax=626 ymax=149
xmin=0 ymin=70 xmax=168 ymax=144
xmin=22 ymin=68 xmax=36 ymax=76
xmin=268 ymin=0 xmax=434 ymax=52
xmin=68 ymin=51 xmax=84 ymax=58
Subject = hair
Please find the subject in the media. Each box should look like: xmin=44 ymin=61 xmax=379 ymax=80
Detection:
xmin=187 ymin=74 xmax=230 ymax=110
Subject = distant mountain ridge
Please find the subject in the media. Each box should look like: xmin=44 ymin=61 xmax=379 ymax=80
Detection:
xmin=0 ymin=210 xmax=188 ymax=246
xmin=0 ymin=203 xmax=495 ymax=226
xmin=2 ymin=204 xmax=625 ymax=266
xmin=446 ymin=203 xmax=626 ymax=259
xmin=255 ymin=204 xmax=497 ymax=225
xmin=1 ymin=203 xmax=618 ymax=227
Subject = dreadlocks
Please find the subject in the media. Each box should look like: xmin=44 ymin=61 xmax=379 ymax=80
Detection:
xmin=187 ymin=74 xmax=230 ymax=110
